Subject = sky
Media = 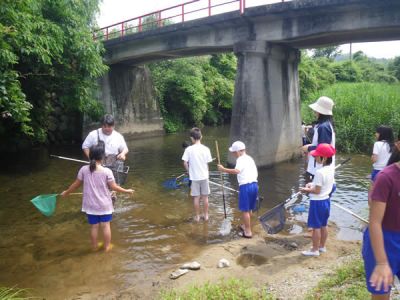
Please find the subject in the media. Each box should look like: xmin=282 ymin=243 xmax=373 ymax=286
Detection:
xmin=97 ymin=0 xmax=400 ymax=59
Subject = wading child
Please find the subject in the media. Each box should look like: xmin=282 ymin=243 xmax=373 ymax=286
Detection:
xmin=300 ymin=143 xmax=335 ymax=256
xmin=217 ymin=141 xmax=258 ymax=238
xmin=363 ymin=138 xmax=400 ymax=299
xmin=61 ymin=144 xmax=134 ymax=252
xmin=182 ymin=141 xmax=192 ymax=188
xmin=182 ymin=128 xmax=213 ymax=222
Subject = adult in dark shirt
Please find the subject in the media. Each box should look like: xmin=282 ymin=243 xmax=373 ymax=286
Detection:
xmin=302 ymin=96 xmax=336 ymax=180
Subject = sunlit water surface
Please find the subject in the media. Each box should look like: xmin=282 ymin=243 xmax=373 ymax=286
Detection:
xmin=0 ymin=126 xmax=370 ymax=298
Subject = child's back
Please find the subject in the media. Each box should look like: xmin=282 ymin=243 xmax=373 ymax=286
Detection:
xmin=372 ymin=140 xmax=392 ymax=170
xmin=78 ymin=165 xmax=114 ymax=215
xmin=183 ymin=143 xmax=212 ymax=180
xmin=235 ymin=153 xmax=258 ymax=185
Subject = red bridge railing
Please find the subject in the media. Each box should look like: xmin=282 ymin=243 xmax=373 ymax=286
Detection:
xmin=94 ymin=0 xmax=286 ymax=41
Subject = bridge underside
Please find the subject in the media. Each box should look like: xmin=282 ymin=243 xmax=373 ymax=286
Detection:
xmin=98 ymin=0 xmax=400 ymax=167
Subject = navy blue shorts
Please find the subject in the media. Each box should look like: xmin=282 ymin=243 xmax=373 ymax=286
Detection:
xmin=362 ymin=228 xmax=400 ymax=294
xmin=87 ymin=214 xmax=113 ymax=225
xmin=370 ymin=169 xmax=380 ymax=182
xmin=239 ymin=182 xmax=258 ymax=212
xmin=307 ymin=199 xmax=330 ymax=228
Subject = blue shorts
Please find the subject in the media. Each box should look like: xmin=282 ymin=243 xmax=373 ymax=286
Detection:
xmin=307 ymin=199 xmax=330 ymax=228
xmin=87 ymin=214 xmax=113 ymax=225
xmin=239 ymin=182 xmax=258 ymax=212
xmin=370 ymin=169 xmax=380 ymax=182
xmin=362 ymin=228 xmax=400 ymax=294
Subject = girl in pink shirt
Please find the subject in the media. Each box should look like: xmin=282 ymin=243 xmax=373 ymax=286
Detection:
xmin=62 ymin=144 xmax=133 ymax=252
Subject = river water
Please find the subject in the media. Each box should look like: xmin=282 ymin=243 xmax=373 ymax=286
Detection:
xmin=0 ymin=125 xmax=371 ymax=298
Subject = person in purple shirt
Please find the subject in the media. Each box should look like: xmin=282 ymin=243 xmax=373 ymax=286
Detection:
xmin=362 ymin=136 xmax=400 ymax=299
xmin=61 ymin=144 xmax=134 ymax=252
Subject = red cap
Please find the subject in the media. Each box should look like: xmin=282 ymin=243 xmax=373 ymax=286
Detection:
xmin=310 ymin=143 xmax=336 ymax=158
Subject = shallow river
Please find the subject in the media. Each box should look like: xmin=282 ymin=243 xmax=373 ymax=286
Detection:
xmin=0 ymin=125 xmax=371 ymax=298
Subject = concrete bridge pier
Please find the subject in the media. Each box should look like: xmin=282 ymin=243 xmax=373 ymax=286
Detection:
xmin=84 ymin=64 xmax=164 ymax=138
xmin=229 ymin=41 xmax=302 ymax=167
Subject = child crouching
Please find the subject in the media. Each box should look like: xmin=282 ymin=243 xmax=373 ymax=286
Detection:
xmin=300 ymin=143 xmax=336 ymax=256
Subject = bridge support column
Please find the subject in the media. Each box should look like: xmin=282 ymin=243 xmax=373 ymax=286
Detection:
xmin=84 ymin=64 xmax=164 ymax=138
xmin=229 ymin=41 xmax=302 ymax=167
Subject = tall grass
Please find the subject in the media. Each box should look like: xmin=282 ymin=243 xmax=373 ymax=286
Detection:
xmin=159 ymin=278 xmax=274 ymax=300
xmin=301 ymin=82 xmax=400 ymax=153
xmin=0 ymin=287 xmax=28 ymax=300
xmin=305 ymin=258 xmax=369 ymax=300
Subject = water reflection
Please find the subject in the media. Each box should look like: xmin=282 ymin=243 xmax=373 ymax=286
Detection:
xmin=0 ymin=126 xmax=370 ymax=298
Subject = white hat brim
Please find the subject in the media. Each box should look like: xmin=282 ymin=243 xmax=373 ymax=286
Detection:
xmin=309 ymin=102 xmax=332 ymax=115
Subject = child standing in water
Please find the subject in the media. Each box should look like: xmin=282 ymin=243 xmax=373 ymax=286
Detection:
xmin=61 ymin=144 xmax=134 ymax=252
xmin=300 ymin=143 xmax=335 ymax=256
xmin=217 ymin=141 xmax=258 ymax=238
xmin=370 ymin=125 xmax=394 ymax=182
xmin=182 ymin=128 xmax=213 ymax=222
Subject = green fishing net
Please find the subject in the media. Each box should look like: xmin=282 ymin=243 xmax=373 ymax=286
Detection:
xmin=31 ymin=194 xmax=58 ymax=217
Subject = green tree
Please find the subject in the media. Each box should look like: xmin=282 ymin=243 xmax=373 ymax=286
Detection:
xmin=388 ymin=56 xmax=400 ymax=81
xmin=0 ymin=0 xmax=107 ymax=149
xmin=298 ymin=52 xmax=335 ymax=101
xmin=312 ymin=46 xmax=342 ymax=60
xmin=149 ymin=54 xmax=236 ymax=132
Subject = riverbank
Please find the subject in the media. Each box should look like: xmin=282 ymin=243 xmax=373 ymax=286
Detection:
xmin=114 ymin=221 xmax=361 ymax=300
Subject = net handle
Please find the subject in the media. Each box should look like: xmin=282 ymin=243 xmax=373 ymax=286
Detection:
xmin=215 ymin=141 xmax=227 ymax=219
xmin=285 ymin=157 xmax=352 ymax=207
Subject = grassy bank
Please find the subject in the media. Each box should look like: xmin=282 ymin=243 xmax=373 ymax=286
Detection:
xmin=305 ymin=258 xmax=369 ymax=300
xmin=159 ymin=278 xmax=273 ymax=300
xmin=301 ymin=82 xmax=400 ymax=153
xmin=0 ymin=287 xmax=28 ymax=300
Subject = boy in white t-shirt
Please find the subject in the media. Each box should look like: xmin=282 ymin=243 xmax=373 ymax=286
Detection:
xmin=300 ymin=143 xmax=336 ymax=256
xmin=217 ymin=141 xmax=258 ymax=238
xmin=182 ymin=128 xmax=213 ymax=222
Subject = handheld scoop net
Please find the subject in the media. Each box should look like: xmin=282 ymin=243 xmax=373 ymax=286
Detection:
xmin=31 ymin=194 xmax=58 ymax=217
xmin=259 ymin=158 xmax=352 ymax=234
xmin=259 ymin=201 xmax=288 ymax=234
xmin=31 ymin=193 xmax=82 ymax=217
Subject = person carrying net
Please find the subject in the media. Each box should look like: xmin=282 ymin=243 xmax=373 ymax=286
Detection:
xmin=82 ymin=114 xmax=129 ymax=185
xmin=61 ymin=144 xmax=134 ymax=252
xmin=300 ymin=143 xmax=336 ymax=256
xmin=217 ymin=141 xmax=258 ymax=238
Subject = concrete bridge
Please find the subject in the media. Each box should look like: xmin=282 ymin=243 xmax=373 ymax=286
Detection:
xmin=97 ymin=0 xmax=400 ymax=167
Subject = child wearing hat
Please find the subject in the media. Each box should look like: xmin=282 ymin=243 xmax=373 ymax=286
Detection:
xmin=300 ymin=143 xmax=336 ymax=256
xmin=217 ymin=141 xmax=258 ymax=238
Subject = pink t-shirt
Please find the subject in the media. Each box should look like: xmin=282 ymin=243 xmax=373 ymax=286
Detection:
xmin=371 ymin=163 xmax=400 ymax=232
xmin=77 ymin=165 xmax=115 ymax=215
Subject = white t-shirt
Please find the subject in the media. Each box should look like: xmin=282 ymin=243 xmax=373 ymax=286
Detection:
xmin=235 ymin=154 xmax=258 ymax=186
xmin=182 ymin=144 xmax=212 ymax=181
xmin=309 ymin=165 xmax=334 ymax=200
xmin=82 ymin=129 xmax=128 ymax=157
xmin=372 ymin=141 xmax=392 ymax=170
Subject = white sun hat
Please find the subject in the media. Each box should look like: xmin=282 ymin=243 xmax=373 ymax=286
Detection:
xmin=309 ymin=96 xmax=334 ymax=115
xmin=229 ymin=141 xmax=246 ymax=152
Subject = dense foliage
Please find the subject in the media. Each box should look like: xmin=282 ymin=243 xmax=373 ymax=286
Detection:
xmin=302 ymin=82 xmax=400 ymax=153
xmin=298 ymin=50 xmax=398 ymax=101
xmin=149 ymin=53 xmax=236 ymax=132
xmin=0 ymin=0 xmax=107 ymax=149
